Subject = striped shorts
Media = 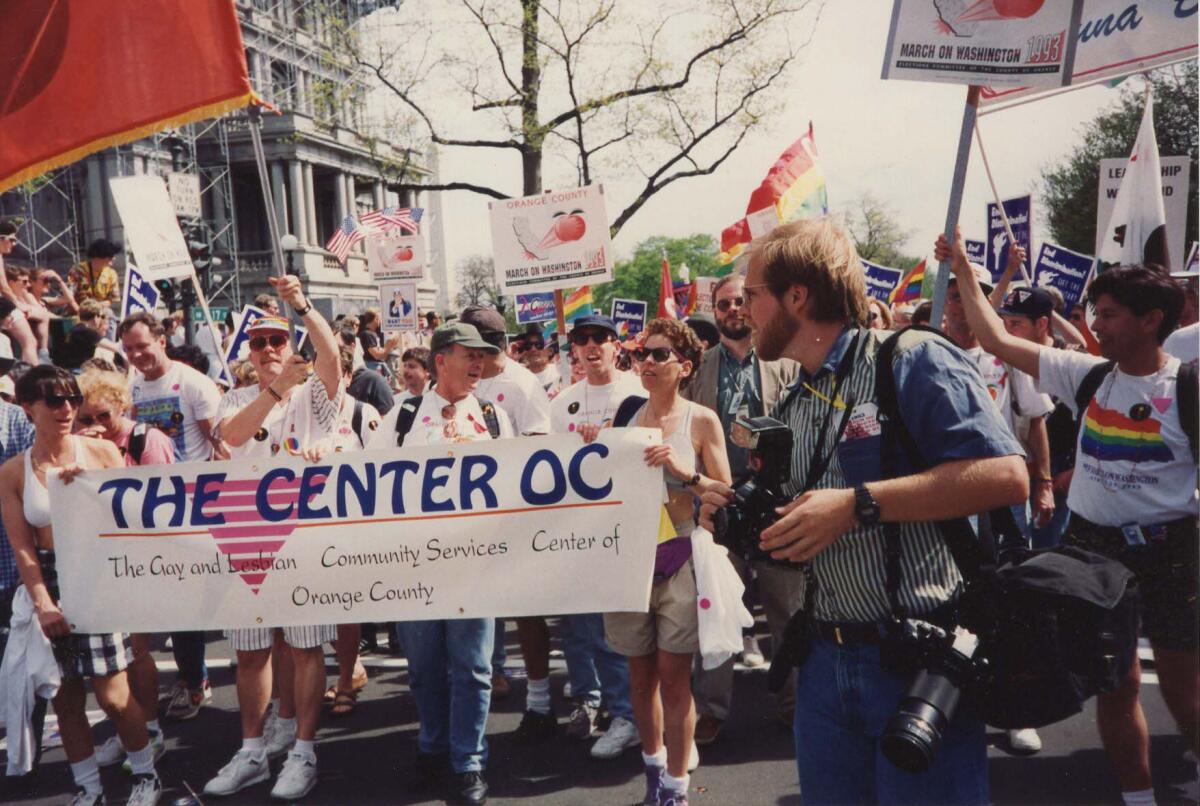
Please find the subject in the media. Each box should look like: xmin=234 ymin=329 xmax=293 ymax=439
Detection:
xmin=38 ymin=549 xmax=131 ymax=680
xmin=226 ymin=624 xmax=336 ymax=652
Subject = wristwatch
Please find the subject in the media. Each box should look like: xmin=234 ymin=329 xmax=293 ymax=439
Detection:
xmin=682 ymin=472 xmax=701 ymax=487
xmin=854 ymin=484 xmax=881 ymax=527
xmin=293 ymin=300 xmax=312 ymax=317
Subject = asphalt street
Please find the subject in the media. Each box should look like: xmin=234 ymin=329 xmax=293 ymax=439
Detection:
xmin=3 ymin=626 xmax=1196 ymax=806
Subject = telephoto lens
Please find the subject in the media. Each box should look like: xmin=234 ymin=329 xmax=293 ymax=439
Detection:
xmin=880 ymin=667 xmax=963 ymax=773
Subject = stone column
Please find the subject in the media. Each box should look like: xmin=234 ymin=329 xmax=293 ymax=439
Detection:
xmin=334 ymin=171 xmax=348 ymax=226
xmin=270 ymin=162 xmax=289 ymax=237
xmin=372 ymin=181 xmax=384 ymax=211
xmin=303 ymin=163 xmax=318 ymax=245
xmin=288 ymin=160 xmax=307 ymax=245
xmin=85 ymin=157 xmax=105 ymax=243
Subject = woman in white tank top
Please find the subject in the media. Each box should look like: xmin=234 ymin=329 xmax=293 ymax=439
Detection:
xmin=0 ymin=365 xmax=164 ymax=804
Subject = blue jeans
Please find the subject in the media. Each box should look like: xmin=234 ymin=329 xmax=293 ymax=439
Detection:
xmin=563 ymin=613 xmax=633 ymax=720
xmin=491 ymin=619 xmax=507 ymax=670
xmin=794 ymin=639 xmax=988 ymax=806
xmin=171 ymin=631 xmax=208 ymax=688
xmin=399 ymin=618 xmax=494 ymax=773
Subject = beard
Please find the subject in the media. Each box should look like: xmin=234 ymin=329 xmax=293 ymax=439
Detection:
xmin=752 ymin=307 xmax=794 ymax=361
xmin=717 ymin=317 xmax=751 ymax=342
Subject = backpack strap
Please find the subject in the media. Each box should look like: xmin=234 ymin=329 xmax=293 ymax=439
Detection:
xmin=478 ymin=400 xmax=502 ymax=439
xmin=128 ymin=422 xmax=148 ymax=465
xmin=1177 ymin=360 xmax=1198 ymax=464
xmin=612 ymin=395 xmax=647 ymax=428
xmin=393 ymin=396 xmax=423 ymax=447
xmin=351 ymin=398 xmax=364 ymax=444
xmin=1070 ymin=360 xmax=1115 ymax=467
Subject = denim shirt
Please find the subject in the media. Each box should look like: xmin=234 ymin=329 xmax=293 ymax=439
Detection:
xmin=0 ymin=401 xmax=35 ymax=591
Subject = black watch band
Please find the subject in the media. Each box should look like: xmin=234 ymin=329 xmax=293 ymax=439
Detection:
xmin=854 ymin=484 xmax=881 ymax=527
xmin=294 ymin=301 xmax=312 ymax=317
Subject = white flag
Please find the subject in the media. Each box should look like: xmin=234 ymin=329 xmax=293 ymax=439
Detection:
xmin=1097 ymin=90 xmax=1170 ymax=270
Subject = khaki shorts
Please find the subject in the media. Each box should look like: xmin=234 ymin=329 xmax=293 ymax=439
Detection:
xmin=605 ymin=556 xmax=699 ymax=656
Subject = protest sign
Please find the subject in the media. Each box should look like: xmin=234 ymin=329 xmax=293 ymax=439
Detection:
xmin=981 ymin=0 xmax=1198 ymax=107
xmin=223 ymin=304 xmax=308 ymax=381
xmin=860 ymin=259 xmax=903 ymax=303
xmin=167 ymin=172 xmax=202 ymax=219
xmin=1033 ymin=242 xmax=1093 ymax=311
xmin=367 ymin=233 xmax=425 ymax=281
xmin=694 ymin=276 xmax=716 ymax=315
xmin=379 ymin=280 xmax=419 ymax=332
xmin=611 ymin=298 xmax=648 ymax=339
xmin=121 ymin=265 xmax=159 ymax=319
xmin=881 ymin=0 xmax=1081 ymax=88
xmin=488 ymin=185 xmax=614 ymax=295
xmin=1096 ymin=156 xmax=1190 ymax=272
xmin=515 ymin=292 xmax=557 ymax=325
xmin=986 ymin=195 xmax=1033 ymax=282
xmin=966 ymin=239 xmax=987 ymax=265
xmin=108 ymin=176 xmax=195 ymax=281
xmin=50 ymin=430 xmax=661 ymax=632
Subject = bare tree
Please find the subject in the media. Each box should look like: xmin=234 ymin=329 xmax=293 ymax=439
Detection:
xmin=843 ymin=192 xmax=914 ymax=266
xmin=455 ymin=254 xmax=502 ymax=309
xmin=340 ymin=0 xmax=822 ymax=237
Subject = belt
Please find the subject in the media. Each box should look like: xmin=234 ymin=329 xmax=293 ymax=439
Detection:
xmin=811 ymin=620 xmax=886 ymax=646
xmin=1071 ymin=514 xmax=1194 ymax=542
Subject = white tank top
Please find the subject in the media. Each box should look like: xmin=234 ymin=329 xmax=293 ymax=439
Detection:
xmin=23 ymin=438 xmax=82 ymax=529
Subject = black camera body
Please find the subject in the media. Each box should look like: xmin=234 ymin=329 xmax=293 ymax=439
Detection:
xmin=880 ymin=618 xmax=990 ymax=773
xmin=712 ymin=416 xmax=794 ymax=565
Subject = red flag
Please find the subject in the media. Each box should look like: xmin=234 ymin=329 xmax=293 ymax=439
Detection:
xmin=0 ymin=1 xmax=254 ymax=192
xmin=658 ymin=251 xmax=678 ymax=319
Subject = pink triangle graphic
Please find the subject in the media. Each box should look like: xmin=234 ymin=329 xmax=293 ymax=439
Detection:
xmin=1152 ymin=397 xmax=1172 ymax=414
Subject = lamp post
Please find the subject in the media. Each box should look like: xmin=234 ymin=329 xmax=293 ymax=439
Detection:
xmin=279 ymin=233 xmax=299 ymax=276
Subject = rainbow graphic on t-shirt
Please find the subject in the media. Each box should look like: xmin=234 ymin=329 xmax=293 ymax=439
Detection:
xmin=1079 ymin=400 xmax=1174 ymax=464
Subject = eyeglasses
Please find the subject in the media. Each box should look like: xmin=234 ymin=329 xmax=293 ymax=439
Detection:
xmin=632 ymin=346 xmax=680 ymax=363
xmin=715 ymin=296 xmax=745 ymax=312
xmin=248 ymin=333 xmax=289 ymax=351
xmin=570 ymin=331 xmax=613 ymax=346
xmin=44 ymin=393 xmax=83 ymax=410
xmin=77 ymin=410 xmax=114 ymax=426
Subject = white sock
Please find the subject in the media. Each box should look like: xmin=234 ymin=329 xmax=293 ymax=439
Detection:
xmin=1121 ymin=788 xmax=1156 ymax=806
xmin=663 ymin=772 xmax=690 ymax=793
xmin=526 ymin=677 xmax=551 ymax=714
xmin=642 ymin=747 xmax=667 ymax=768
xmin=146 ymin=719 xmax=161 ymax=736
xmin=126 ymin=743 xmax=156 ymax=776
xmin=242 ymin=736 xmax=266 ymax=755
xmin=276 ymin=715 xmax=297 ymax=734
xmin=293 ymin=738 xmax=316 ymax=761
xmin=70 ymin=755 xmax=102 ymax=796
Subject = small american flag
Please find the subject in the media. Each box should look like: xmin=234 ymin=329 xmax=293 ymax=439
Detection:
xmin=361 ymin=206 xmax=424 ymax=234
xmin=325 ymin=215 xmax=366 ymax=263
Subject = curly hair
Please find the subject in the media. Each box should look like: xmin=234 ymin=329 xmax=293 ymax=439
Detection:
xmin=78 ymin=368 xmax=132 ymax=414
xmin=640 ymin=317 xmax=703 ymax=390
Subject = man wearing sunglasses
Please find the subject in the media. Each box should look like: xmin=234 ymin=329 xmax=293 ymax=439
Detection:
xmin=516 ymin=326 xmax=560 ymax=398
xmin=682 ymin=272 xmax=800 ymax=746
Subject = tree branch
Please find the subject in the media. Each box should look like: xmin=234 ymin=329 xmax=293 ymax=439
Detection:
xmin=395 ymin=181 xmax=509 ymax=199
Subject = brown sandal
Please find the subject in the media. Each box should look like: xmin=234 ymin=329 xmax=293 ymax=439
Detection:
xmin=323 ymin=684 xmax=339 ymax=703
xmin=330 ymin=689 xmax=358 ymax=716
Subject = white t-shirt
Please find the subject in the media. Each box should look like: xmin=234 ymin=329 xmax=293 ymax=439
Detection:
xmin=549 ymin=371 xmax=644 ymax=435
xmin=367 ymin=388 xmax=514 ymax=449
xmin=965 ymin=345 xmax=1052 ymax=445
xmin=533 ymin=364 xmax=562 ymax=399
xmin=334 ymin=393 xmax=382 ymax=450
xmin=473 ymin=358 xmax=551 ymax=435
xmin=1164 ymin=323 xmax=1199 ymax=369
xmin=130 ymin=361 xmax=221 ymax=463
xmin=216 ymin=375 xmax=344 ymax=460
xmin=1039 ymin=348 xmax=1197 ymax=525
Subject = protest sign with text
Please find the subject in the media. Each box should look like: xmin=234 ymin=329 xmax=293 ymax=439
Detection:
xmin=121 ymin=265 xmax=160 ymax=320
xmin=881 ymin=0 xmax=1081 ymax=87
xmin=860 ymin=259 xmax=903 ymax=303
xmin=489 ymin=185 xmax=614 ymax=295
xmin=51 ymin=430 xmax=660 ymax=633
xmin=379 ymin=280 xmax=419 ymax=332
xmin=966 ymin=239 xmax=987 ymax=265
xmin=986 ymin=195 xmax=1033 ymax=282
xmin=1096 ymin=156 xmax=1190 ymax=272
xmin=694 ymin=276 xmax=716 ymax=315
xmin=1033 ymin=242 xmax=1093 ymax=312
xmin=108 ymin=176 xmax=195 ymax=281
xmin=611 ymin=299 xmax=648 ymax=338
xmin=367 ymin=233 xmax=426 ymax=281
xmin=515 ymin=292 xmax=557 ymax=325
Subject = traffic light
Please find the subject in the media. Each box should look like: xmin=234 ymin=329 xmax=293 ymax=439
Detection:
xmin=155 ymin=278 xmax=178 ymax=311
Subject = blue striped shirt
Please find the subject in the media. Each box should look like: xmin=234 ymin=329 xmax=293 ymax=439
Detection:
xmin=0 ymin=401 xmax=35 ymax=591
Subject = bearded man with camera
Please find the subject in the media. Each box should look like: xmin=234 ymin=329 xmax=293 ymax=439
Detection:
xmin=699 ymin=218 xmax=1028 ymax=805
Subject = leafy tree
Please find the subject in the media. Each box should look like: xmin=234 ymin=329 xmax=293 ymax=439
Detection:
xmin=1041 ymin=62 xmax=1197 ymax=257
xmin=841 ymin=192 xmax=920 ymax=269
xmin=455 ymin=254 xmax=502 ymax=309
xmin=592 ymin=233 xmax=723 ymax=316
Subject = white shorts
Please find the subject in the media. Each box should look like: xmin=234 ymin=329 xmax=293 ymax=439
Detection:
xmin=226 ymin=624 xmax=336 ymax=652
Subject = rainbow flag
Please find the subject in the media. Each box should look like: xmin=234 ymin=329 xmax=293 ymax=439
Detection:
xmin=888 ymin=260 xmax=926 ymax=305
xmin=543 ymin=286 xmax=593 ymax=334
xmin=718 ymin=122 xmax=828 ymax=264
xmin=1080 ymin=400 xmax=1174 ymax=464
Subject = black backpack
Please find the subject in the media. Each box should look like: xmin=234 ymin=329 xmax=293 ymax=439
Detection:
xmin=127 ymin=422 xmax=150 ymax=465
xmin=612 ymin=395 xmax=647 ymax=428
xmin=392 ymin=395 xmax=501 ymax=446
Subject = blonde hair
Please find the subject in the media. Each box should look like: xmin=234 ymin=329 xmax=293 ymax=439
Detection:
xmin=746 ymin=218 xmax=870 ymax=327
xmin=231 ymin=359 xmax=259 ymax=389
xmin=78 ymin=368 xmax=132 ymax=413
xmin=79 ymin=298 xmax=111 ymax=322
xmin=867 ymin=298 xmax=893 ymax=329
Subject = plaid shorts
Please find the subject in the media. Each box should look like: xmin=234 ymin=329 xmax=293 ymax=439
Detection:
xmin=226 ymin=624 xmax=336 ymax=652
xmin=38 ymin=550 xmax=131 ymax=680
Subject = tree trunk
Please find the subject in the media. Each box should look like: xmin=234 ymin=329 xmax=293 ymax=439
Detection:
xmin=521 ymin=0 xmax=542 ymax=196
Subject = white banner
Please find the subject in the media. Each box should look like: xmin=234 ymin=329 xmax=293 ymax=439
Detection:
xmin=367 ymin=233 xmax=426 ymax=281
xmin=488 ymin=185 xmax=614 ymax=295
xmin=379 ymin=280 xmax=419 ymax=332
xmin=108 ymin=176 xmax=195 ymax=281
xmin=50 ymin=430 xmax=660 ymax=633
xmin=881 ymin=0 xmax=1081 ymax=88
xmin=1096 ymin=156 xmax=1190 ymax=272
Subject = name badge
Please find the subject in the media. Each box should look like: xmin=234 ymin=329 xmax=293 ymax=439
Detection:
xmin=843 ymin=402 xmax=882 ymax=441
xmin=1120 ymin=522 xmax=1146 ymax=547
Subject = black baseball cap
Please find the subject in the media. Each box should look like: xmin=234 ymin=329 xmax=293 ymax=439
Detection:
xmin=568 ymin=314 xmax=618 ymax=337
xmin=86 ymin=238 xmax=122 ymax=259
xmin=999 ymin=286 xmax=1054 ymax=320
xmin=459 ymin=305 xmax=506 ymax=335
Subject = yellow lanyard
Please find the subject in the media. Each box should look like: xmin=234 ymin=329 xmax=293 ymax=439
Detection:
xmin=802 ymin=382 xmax=848 ymax=410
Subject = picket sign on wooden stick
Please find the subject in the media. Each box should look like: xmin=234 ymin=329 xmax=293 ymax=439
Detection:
xmin=928 ymin=86 xmax=981 ymax=329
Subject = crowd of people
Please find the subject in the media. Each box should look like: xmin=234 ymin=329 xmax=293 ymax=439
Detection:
xmin=0 ymin=215 xmax=1196 ymax=806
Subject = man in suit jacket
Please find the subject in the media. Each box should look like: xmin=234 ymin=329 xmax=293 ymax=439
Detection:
xmin=683 ymin=272 xmax=802 ymax=745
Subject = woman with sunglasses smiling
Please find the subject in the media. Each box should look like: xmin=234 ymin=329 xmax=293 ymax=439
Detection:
xmin=603 ymin=318 xmax=731 ymax=806
xmin=0 ymin=365 xmax=166 ymax=805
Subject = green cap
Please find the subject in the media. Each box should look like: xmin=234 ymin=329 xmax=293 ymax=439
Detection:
xmin=430 ymin=322 xmax=501 ymax=354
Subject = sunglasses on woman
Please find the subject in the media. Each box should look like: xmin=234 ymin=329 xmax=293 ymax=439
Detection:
xmin=632 ymin=346 xmax=679 ymax=363
xmin=248 ymin=333 xmax=289 ymax=352
xmin=77 ymin=410 xmax=114 ymax=426
xmin=44 ymin=393 xmax=83 ymax=409
xmin=715 ymin=296 xmax=744 ymax=312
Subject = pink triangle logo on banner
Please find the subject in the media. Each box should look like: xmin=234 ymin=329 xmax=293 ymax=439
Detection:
xmin=1152 ymin=397 xmax=1172 ymax=414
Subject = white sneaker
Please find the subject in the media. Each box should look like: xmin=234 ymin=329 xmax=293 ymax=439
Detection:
xmin=265 ymin=714 xmax=296 ymax=758
xmin=590 ymin=716 xmax=640 ymax=759
xmin=271 ymin=750 xmax=318 ymax=800
xmin=127 ymin=773 xmax=162 ymax=806
xmin=741 ymin=634 xmax=766 ymax=668
xmin=66 ymin=790 xmax=106 ymax=806
xmin=95 ymin=734 xmax=125 ymax=767
xmin=122 ymin=730 xmax=166 ymax=773
xmin=688 ymin=741 xmax=700 ymax=772
xmin=1008 ymin=727 xmax=1042 ymax=754
xmin=202 ymin=748 xmax=270 ymax=796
